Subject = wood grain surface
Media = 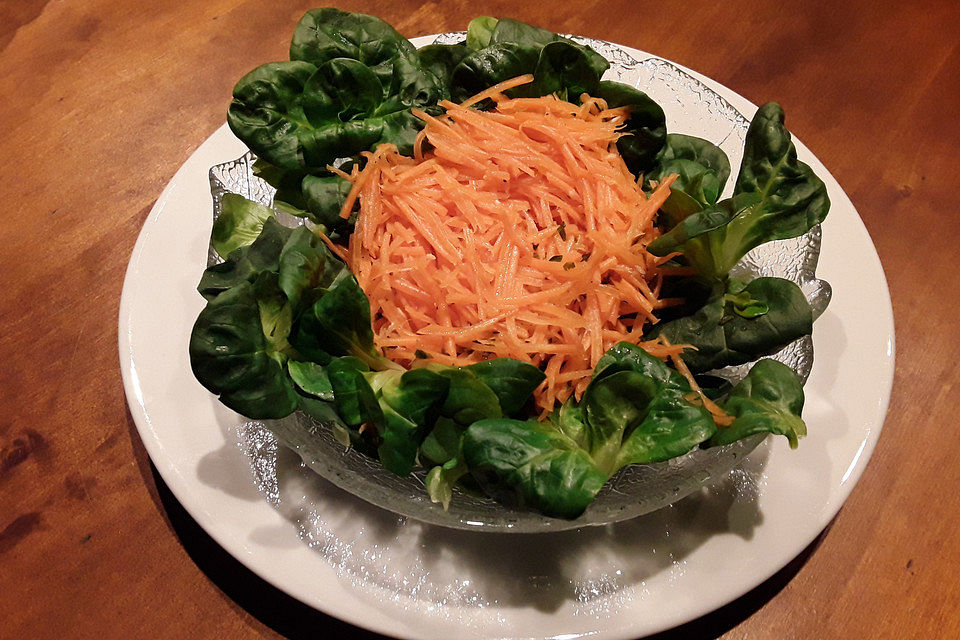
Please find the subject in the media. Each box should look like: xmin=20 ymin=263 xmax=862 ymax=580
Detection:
xmin=2 ymin=0 xmax=958 ymax=637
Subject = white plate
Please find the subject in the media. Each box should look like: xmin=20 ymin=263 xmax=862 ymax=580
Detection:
xmin=119 ymin=37 xmax=894 ymax=640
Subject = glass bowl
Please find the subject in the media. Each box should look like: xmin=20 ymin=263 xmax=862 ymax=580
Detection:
xmin=207 ymin=35 xmax=831 ymax=532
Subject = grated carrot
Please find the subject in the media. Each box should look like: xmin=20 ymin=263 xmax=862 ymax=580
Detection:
xmin=661 ymin=337 xmax=735 ymax=427
xmin=342 ymin=81 xmax=679 ymax=414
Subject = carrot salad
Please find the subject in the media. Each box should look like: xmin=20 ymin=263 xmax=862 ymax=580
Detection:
xmin=333 ymin=76 xmax=683 ymax=414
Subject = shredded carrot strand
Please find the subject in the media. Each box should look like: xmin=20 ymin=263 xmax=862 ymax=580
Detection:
xmin=316 ymin=230 xmax=349 ymax=263
xmin=459 ymin=74 xmax=535 ymax=108
xmin=661 ymin=337 xmax=735 ymax=427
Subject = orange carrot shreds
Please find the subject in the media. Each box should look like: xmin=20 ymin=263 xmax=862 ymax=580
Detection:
xmin=661 ymin=337 xmax=735 ymax=428
xmin=338 ymin=144 xmax=402 ymax=220
xmin=653 ymin=297 xmax=686 ymax=310
xmin=315 ymin=230 xmax=350 ymax=263
xmin=343 ymin=88 xmax=676 ymax=415
xmin=458 ymin=74 xmax=536 ymax=108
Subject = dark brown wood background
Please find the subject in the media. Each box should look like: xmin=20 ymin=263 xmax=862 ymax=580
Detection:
xmin=2 ymin=0 xmax=958 ymax=637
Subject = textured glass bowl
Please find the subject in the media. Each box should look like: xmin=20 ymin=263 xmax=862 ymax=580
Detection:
xmin=207 ymin=35 xmax=831 ymax=533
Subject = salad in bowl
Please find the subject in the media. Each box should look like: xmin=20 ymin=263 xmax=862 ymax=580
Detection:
xmin=189 ymin=9 xmax=830 ymax=530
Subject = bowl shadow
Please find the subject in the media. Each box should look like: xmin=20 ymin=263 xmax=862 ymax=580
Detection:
xmin=154 ymin=458 xmax=826 ymax=639
xmin=256 ymin=435 xmax=772 ymax=613
xmin=144 ymin=407 xmax=828 ymax=640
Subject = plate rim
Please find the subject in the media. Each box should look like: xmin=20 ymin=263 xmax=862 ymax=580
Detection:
xmin=119 ymin=36 xmax=894 ymax=640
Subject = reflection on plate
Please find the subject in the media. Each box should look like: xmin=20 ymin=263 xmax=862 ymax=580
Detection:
xmin=119 ymin=33 xmax=893 ymax=639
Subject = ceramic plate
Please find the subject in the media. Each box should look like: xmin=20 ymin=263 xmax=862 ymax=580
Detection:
xmin=119 ymin=35 xmax=894 ymax=639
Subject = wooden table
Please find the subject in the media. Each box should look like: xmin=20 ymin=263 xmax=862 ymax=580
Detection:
xmin=2 ymin=0 xmax=957 ymax=637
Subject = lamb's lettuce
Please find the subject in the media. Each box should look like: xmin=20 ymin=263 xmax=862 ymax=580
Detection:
xmin=235 ymin=7 xmax=442 ymax=169
xmin=466 ymin=16 xmax=498 ymax=51
xmin=290 ymin=8 xmax=443 ymax=109
xmin=291 ymin=269 xmax=393 ymax=370
xmin=190 ymin=206 xmax=392 ymax=418
xmin=190 ymin=281 xmax=300 ymax=419
xmin=462 ymin=418 xmax=608 ymax=519
xmin=250 ymin=159 xmax=355 ymax=235
xmin=287 ymin=360 xmax=333 ymax=400
xmin=420 ymin=417 xmax=462 ymax=466
xmin=227 ymin=9 xmax=445 ymax=225
xmin=463 ymin=358 xmax=545 ymax=416
xmin=593 ymin=81 xmax=667 ymax=175
xmin=210 ymin=194 xmax=276 ymax=259
xmin=647 ymin=133 xmax=731 ymax=212
xmin=580 ymin=344 xmax=717 ymax=471
xmin=371 ymin=368 xmax=450 ymax=475
xmin=451 ymin=17 xmax=610 ymax=104
xmin=572 ymin=343 xmax=715 ymax=473
xmin=645 ymin=277 xmax=813 ymax=372
xmin=458 ymin=344 xmax=807 ymax=519
xmin=425 ymin=458 xmax=468 ymax=510
xmin=433 ymin=367 xmax=503 ymax=426
xmin=645 ymin=103 xmax=827 ymax=371
xmin=417 ymin=43 xmax=470 ymax=90
xmin=326 ymin=357 xmax=383 ymax=429
xmin=488 ymin=18 xmax=608 ymax=76
xmin=289 ymin=8 xmax=415 ymax=75
xmin=450 ymin=42 xmax=542 ymax=102
xmin=709 ymin=359 xmax=806 ymax=448
xmin=648 ymin=102 xmax=829 ymax=281
xmin=530 ymin=41 xmax=603 ymax=101
xmin=299 ymin=174 xmax=355 ymax=231
xmin=198 ymin=216 xmax=290 ymax=301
